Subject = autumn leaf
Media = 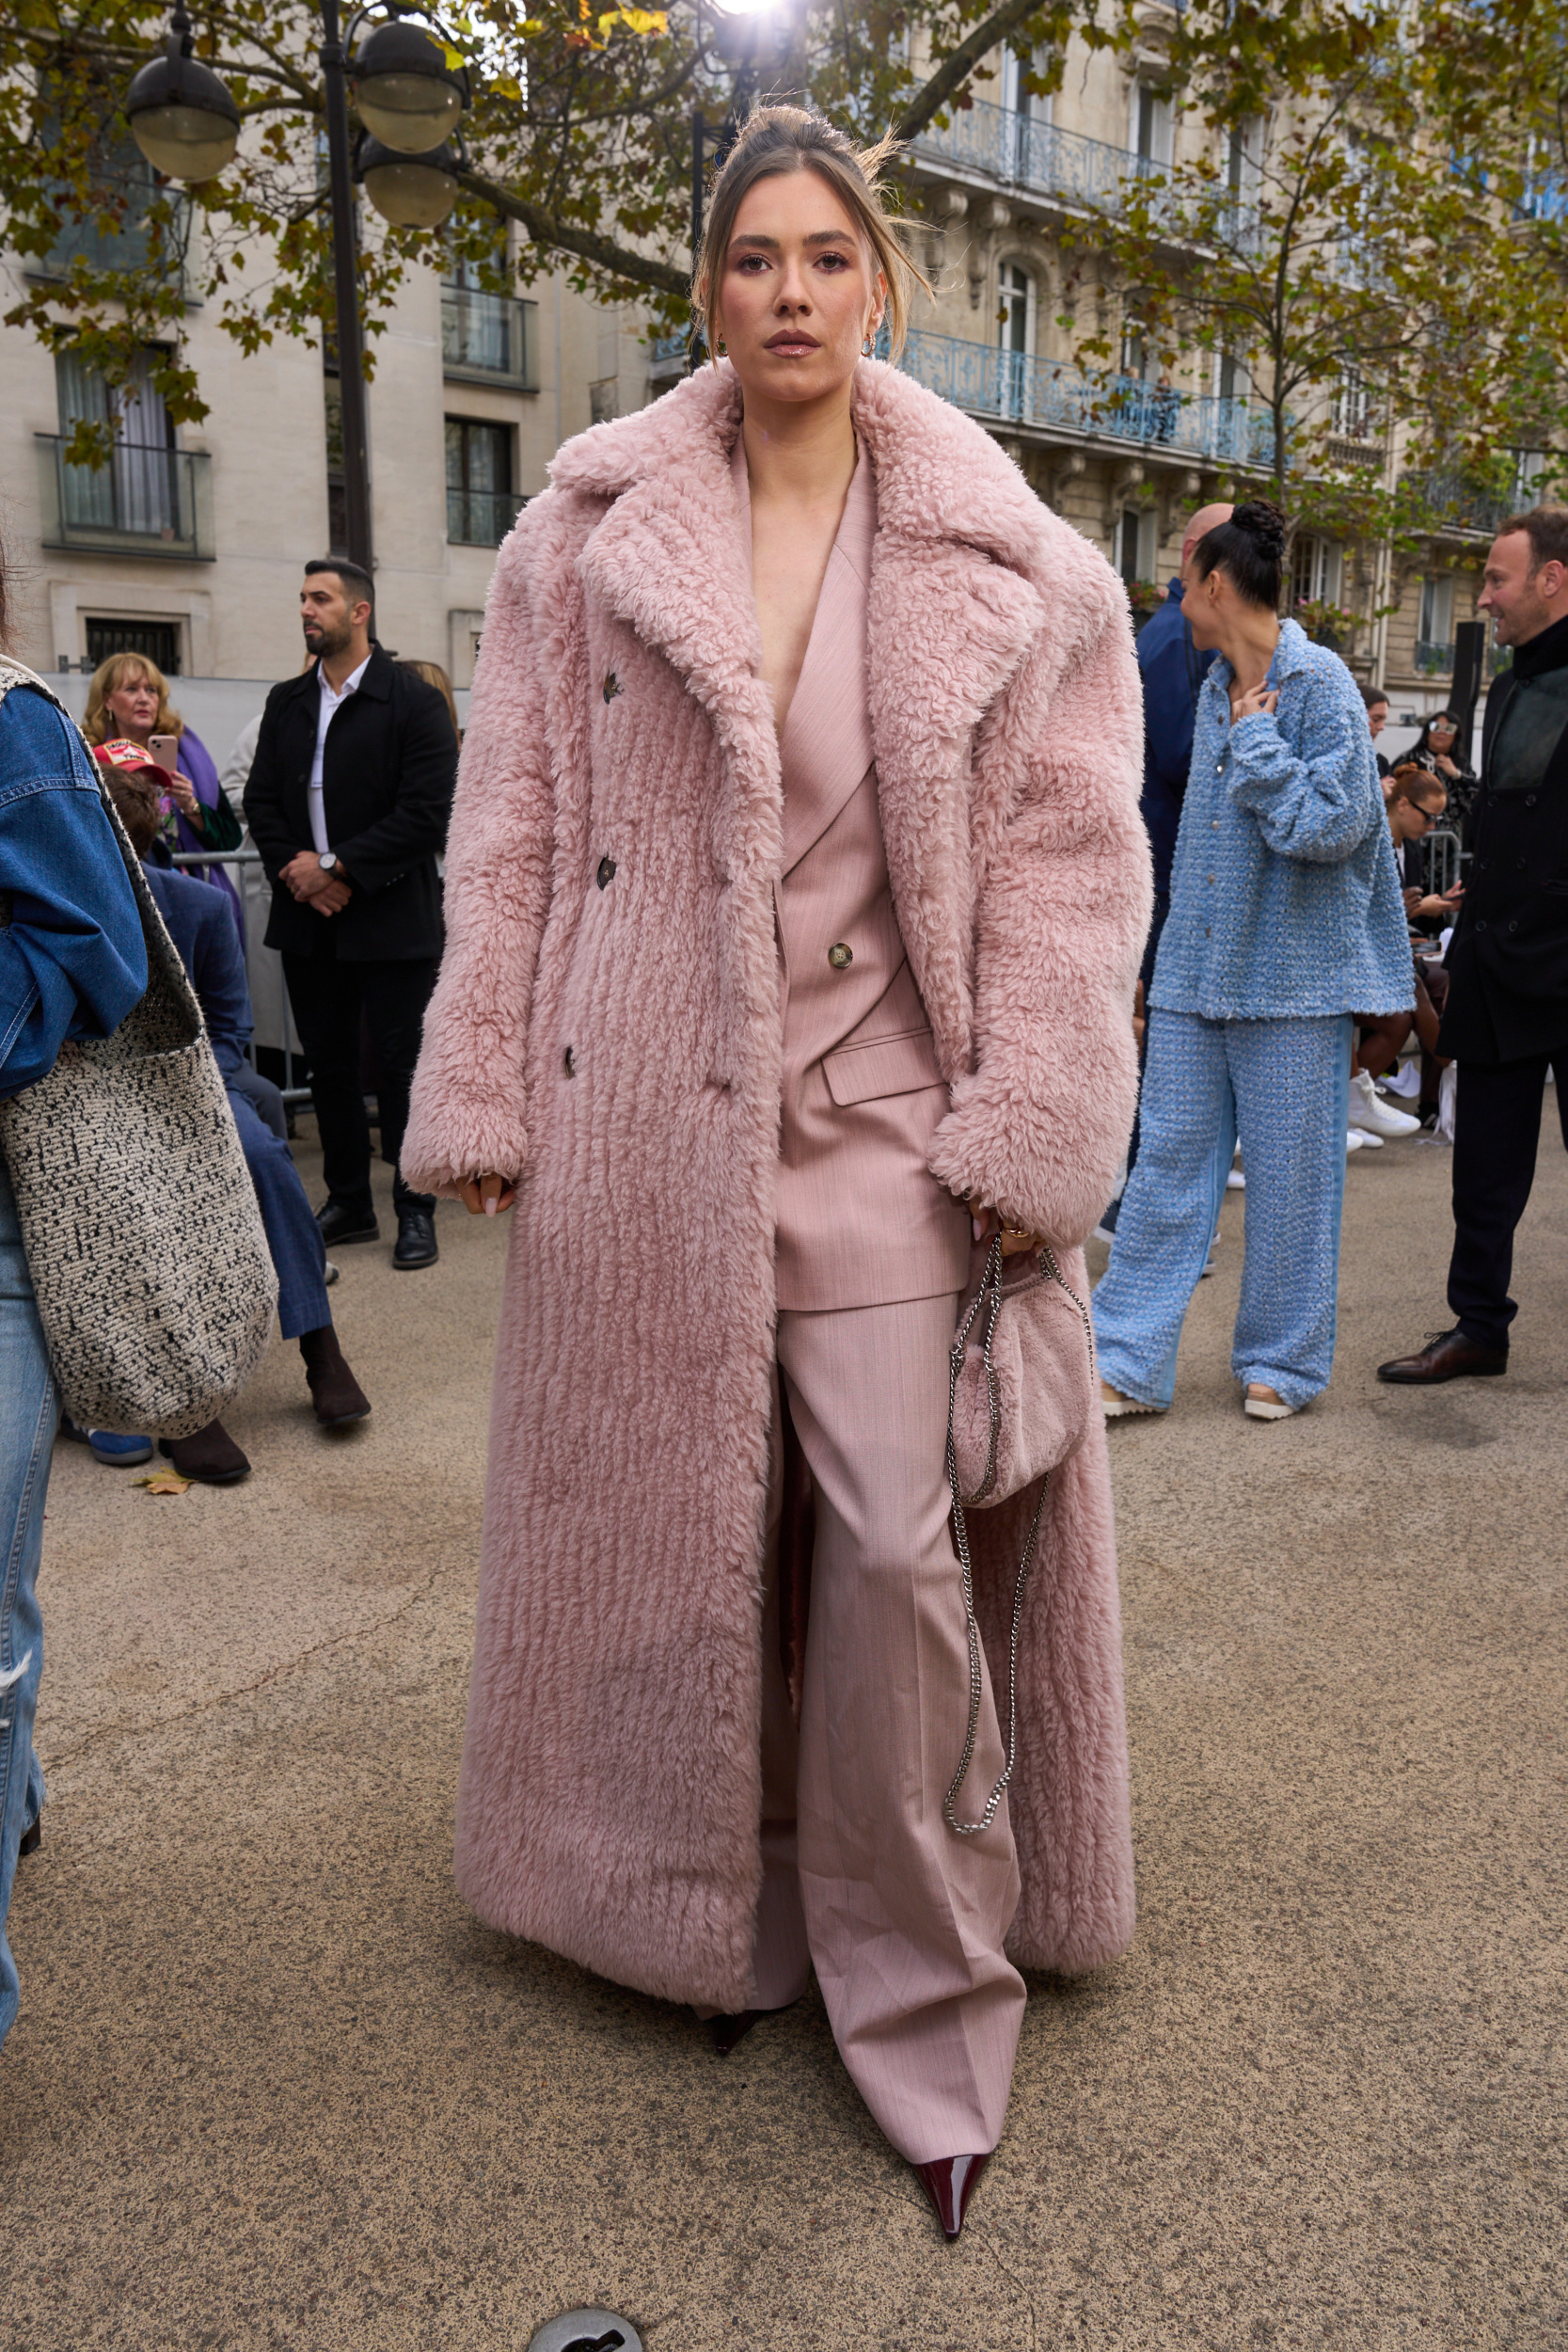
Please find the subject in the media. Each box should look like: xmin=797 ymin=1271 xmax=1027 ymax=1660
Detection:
xmin=134 ymin=1468 xmax=193 ymax=1495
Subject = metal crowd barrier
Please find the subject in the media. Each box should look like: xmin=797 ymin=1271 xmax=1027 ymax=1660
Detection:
xmin=1425 ymin=828 xmax=1463 ymax=901
xmin=169 ymin=845 xmax=312 ymax=1104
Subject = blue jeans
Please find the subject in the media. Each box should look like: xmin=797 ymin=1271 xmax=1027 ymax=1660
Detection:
xmin=1093 ymin=1010 xmax=1353 ymax=1411
xmin=227 ymin=1082 xmax=330 ymax=1340
xmin=0 ymin=1158 xmax=56 ymax=2046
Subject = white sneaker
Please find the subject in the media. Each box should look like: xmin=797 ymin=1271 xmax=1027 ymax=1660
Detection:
xmin=1383 ymin=1060 xmax=1421 ymax=1100
xmin=1357 ymin=1128 xmax=1385 ymax=1148
xmin=1347 ymin=1129 xmax=1366 ymax=1152
xmin=1349 ymin=1068 xmax=1421 ymax=1138
xmin=1226 ymin=1169 xmax=1246 ymax=1190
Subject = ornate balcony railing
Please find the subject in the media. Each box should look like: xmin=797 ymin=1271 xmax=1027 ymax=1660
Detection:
xmin=1414 ymin=637 xmax=1456 ymax=675
xmin=447 ymin=486 xmax=527 ymax=548
xmin=648 ymin=332 xmax=689 ymax=381
xmin=912 ymin=100 xmax=1160 ymax=214
xmin=895 ymin=334 xmax=1277 ymax=467
xmin=1399 ymin=469 xmax=1513 ymax=537
xmin=1515 ymin=169 xmax=1568 ymax=223
xmin=441 ymin=286 xmax=539 ymax=389
xmin=36 ymin=434 xmax=214 ymax=560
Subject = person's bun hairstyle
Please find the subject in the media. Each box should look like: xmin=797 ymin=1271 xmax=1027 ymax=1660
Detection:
xmin=1191 ymin=495 xmax=1290 ymax=612
xmin=1230 ymin=499 xmax=1288 ymax=564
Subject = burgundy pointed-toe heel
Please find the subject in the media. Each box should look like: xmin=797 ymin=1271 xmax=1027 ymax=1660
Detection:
xmin=915 ymin=2152 xmax=990 ymax=2242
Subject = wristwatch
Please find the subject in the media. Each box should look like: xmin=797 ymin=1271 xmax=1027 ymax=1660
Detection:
xmin=317 ymin=851 xmax=338 ymax=872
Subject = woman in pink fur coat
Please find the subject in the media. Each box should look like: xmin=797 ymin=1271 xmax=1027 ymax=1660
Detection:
xmin=402 ymin=107 xmax=1150 ymax=2240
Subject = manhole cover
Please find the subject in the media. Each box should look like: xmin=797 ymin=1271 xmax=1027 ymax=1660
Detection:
xmin=527 ymin=2312 xmax=642 ymax=2352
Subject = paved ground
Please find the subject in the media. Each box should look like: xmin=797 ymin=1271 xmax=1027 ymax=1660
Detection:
xmin=4 ymin=1104 xmax=1564 ymax=2350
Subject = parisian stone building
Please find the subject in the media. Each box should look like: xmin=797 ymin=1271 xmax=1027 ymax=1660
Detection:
xmin=1 ymin=24 xmax=1517 ymax=736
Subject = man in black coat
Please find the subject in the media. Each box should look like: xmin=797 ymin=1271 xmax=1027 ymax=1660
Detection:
xmin=245 ymin=561 xmax=457 ymax=1270
xmin=1380 ymin=505 xmax=1568 ymax=1382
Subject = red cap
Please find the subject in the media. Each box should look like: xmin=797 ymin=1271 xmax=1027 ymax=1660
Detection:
xmin=93 ymin=738 xmax=179 ymax=788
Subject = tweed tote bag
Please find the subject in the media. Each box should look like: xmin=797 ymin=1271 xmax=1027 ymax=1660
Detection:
xmin=0 ymin=659 xmax=277 ymax=1437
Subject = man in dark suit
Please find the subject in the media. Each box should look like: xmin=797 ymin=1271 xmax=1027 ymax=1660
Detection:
xmin=245 ymin=561 xmax=457 ymax=1270
xmin=1380 ymin=505 xmax=1568 ymax=1383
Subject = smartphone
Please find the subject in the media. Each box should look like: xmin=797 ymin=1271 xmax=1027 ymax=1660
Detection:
xmin=149 ymin=733 xmax=181 ymax=772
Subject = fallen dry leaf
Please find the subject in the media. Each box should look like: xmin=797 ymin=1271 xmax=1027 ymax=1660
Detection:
xmin=133 ymin=1469 xmax=191 ymax=1496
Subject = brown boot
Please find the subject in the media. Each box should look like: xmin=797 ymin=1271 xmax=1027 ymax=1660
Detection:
xmin=299 ymin=1325 xmax=372 ymax=1428
xmin=160 ymin=1421 xmax=251 ymax=1485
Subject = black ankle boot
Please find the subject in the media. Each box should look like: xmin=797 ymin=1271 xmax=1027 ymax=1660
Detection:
xmin=299 ymin=1325 xmax=372 ymax=1427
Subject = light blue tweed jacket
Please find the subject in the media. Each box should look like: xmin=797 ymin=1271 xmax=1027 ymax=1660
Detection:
xmin=1150 ymin=617 xmax=1413 ymax=1020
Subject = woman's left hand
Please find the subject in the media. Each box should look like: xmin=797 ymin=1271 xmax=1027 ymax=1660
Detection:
xmin=965 ymin=1197 xmax=1045 ymax=1257
xmin=166 ymin=771 xmax=203 ymax=827
xmin=1233 ymin=683 xmax=1279 ymax=722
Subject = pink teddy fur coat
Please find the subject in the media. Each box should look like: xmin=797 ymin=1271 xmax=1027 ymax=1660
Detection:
xmin=403 ymin=358 xmax=1152 ymax=2010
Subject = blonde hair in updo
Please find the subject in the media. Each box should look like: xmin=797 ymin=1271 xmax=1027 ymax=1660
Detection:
xmin=693 ymin=104 xmax=931 ymax=363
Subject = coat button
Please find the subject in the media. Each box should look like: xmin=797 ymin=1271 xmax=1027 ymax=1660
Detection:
xmin=1508 ymin=920 xmax=1519 ymax=932
xmin=603 ymin=672 xmax=622 ymax=704
xmin=828 ymin=942 xmax=853 ymax=969
xmin=1526 ymin=794 xmax=1537 ymax=806
xmin=563 ymin=1045 xmax=576 ymax=1075
xmin=1476 ymin=920 xmax=1487 ymax=932
xmin=1207 ymin=872 xmax=1215 ymax=883
xmin=596 ymin=855 xmax=616 ymax=889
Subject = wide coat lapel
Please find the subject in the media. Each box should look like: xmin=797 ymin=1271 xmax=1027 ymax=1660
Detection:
xmin=565 ymin=368 xmax=779 ymax=804
xmin=852 ymin=366 xmax=1049 ymax=1080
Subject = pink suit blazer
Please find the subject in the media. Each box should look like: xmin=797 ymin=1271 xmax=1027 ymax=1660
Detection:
xmin=733 ymin=436 xmax=973 ymax=1313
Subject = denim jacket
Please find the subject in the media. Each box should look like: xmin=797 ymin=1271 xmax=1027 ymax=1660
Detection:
xmin=0 ymin=678 xmax=147 ymax=1098
xmin=1149 ymin=618 xmax=1413 ymax=1021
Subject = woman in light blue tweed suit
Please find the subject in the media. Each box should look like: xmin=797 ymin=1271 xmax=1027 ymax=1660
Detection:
xmin=1094 ymin=501 xmax=1412 ymax=1420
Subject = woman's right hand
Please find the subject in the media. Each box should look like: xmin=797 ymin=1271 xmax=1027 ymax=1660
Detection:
xmin=459 ymin=1172 xmax=517 ymax=1216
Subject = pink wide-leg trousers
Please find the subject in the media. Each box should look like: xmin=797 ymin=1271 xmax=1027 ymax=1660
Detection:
xmin=752 ymin=1291 xmax=1027 ymax=2166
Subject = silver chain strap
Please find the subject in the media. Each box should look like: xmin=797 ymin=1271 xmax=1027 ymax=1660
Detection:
xmin=942 ymin=1234 xmax=1094 ymax=1838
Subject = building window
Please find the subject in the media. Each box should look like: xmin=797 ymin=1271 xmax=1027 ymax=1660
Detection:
xmin=445 ymin=418 xmax=517 ymax=548
xmin=1120 ymin=320 xmax=1148 ymax=381
xmin=46 ymin=349 xmax=204 ymax=552
xmin=1217 ymin=350 xmax=1243 ymax=402
xmin=1291 ymin=534 xmax=1340 ymax=609
xmin=1132 ymin=83 xmax=1174 ymax=167
xmin=1416 ymin=576 xmax=1455 ymax=672
xmin=1332 ymin=365 xmax=1374 ymax=442
xmin=997 ymin=264 xmax=1034 ymax=421
xmin=85 ymin=617 xmax=183 ymax=675
xmin=1002 ymin=46 xmax=1050 ymax=176
xmin=441 ymin=251 xmax=539 ymax=389
xmin=1117 ymin=508 xmax=1152 ymax=588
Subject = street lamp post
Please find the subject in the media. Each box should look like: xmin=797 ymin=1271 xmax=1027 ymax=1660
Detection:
xmin=320 ymin=0 xmax=374 ymax=572
xmin=128 ymin=4 xmax=469 ymax=579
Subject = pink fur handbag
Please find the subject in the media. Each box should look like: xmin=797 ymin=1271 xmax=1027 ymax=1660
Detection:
xmin=942 ymin=1234 xmax=1097 ymax=1837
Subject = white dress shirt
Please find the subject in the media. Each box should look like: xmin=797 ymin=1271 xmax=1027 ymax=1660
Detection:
xmin=309 ymin=653 xmax=371 ymax=855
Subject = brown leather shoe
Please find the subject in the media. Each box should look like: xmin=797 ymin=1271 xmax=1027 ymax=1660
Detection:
xmin=1377 ymin=1327 xmax=1509 ymax=1384
xmin=914 ymin=2152 xmax=990 ymax=2242
xmin=299 ymin=1325 xmax=372 ymax=1427
xmin=160 ymin=1421 xmax=251 ymax=1484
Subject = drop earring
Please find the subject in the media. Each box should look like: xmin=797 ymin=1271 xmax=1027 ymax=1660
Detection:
xmin=861 ymin=332 xmax=875 ymax=357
